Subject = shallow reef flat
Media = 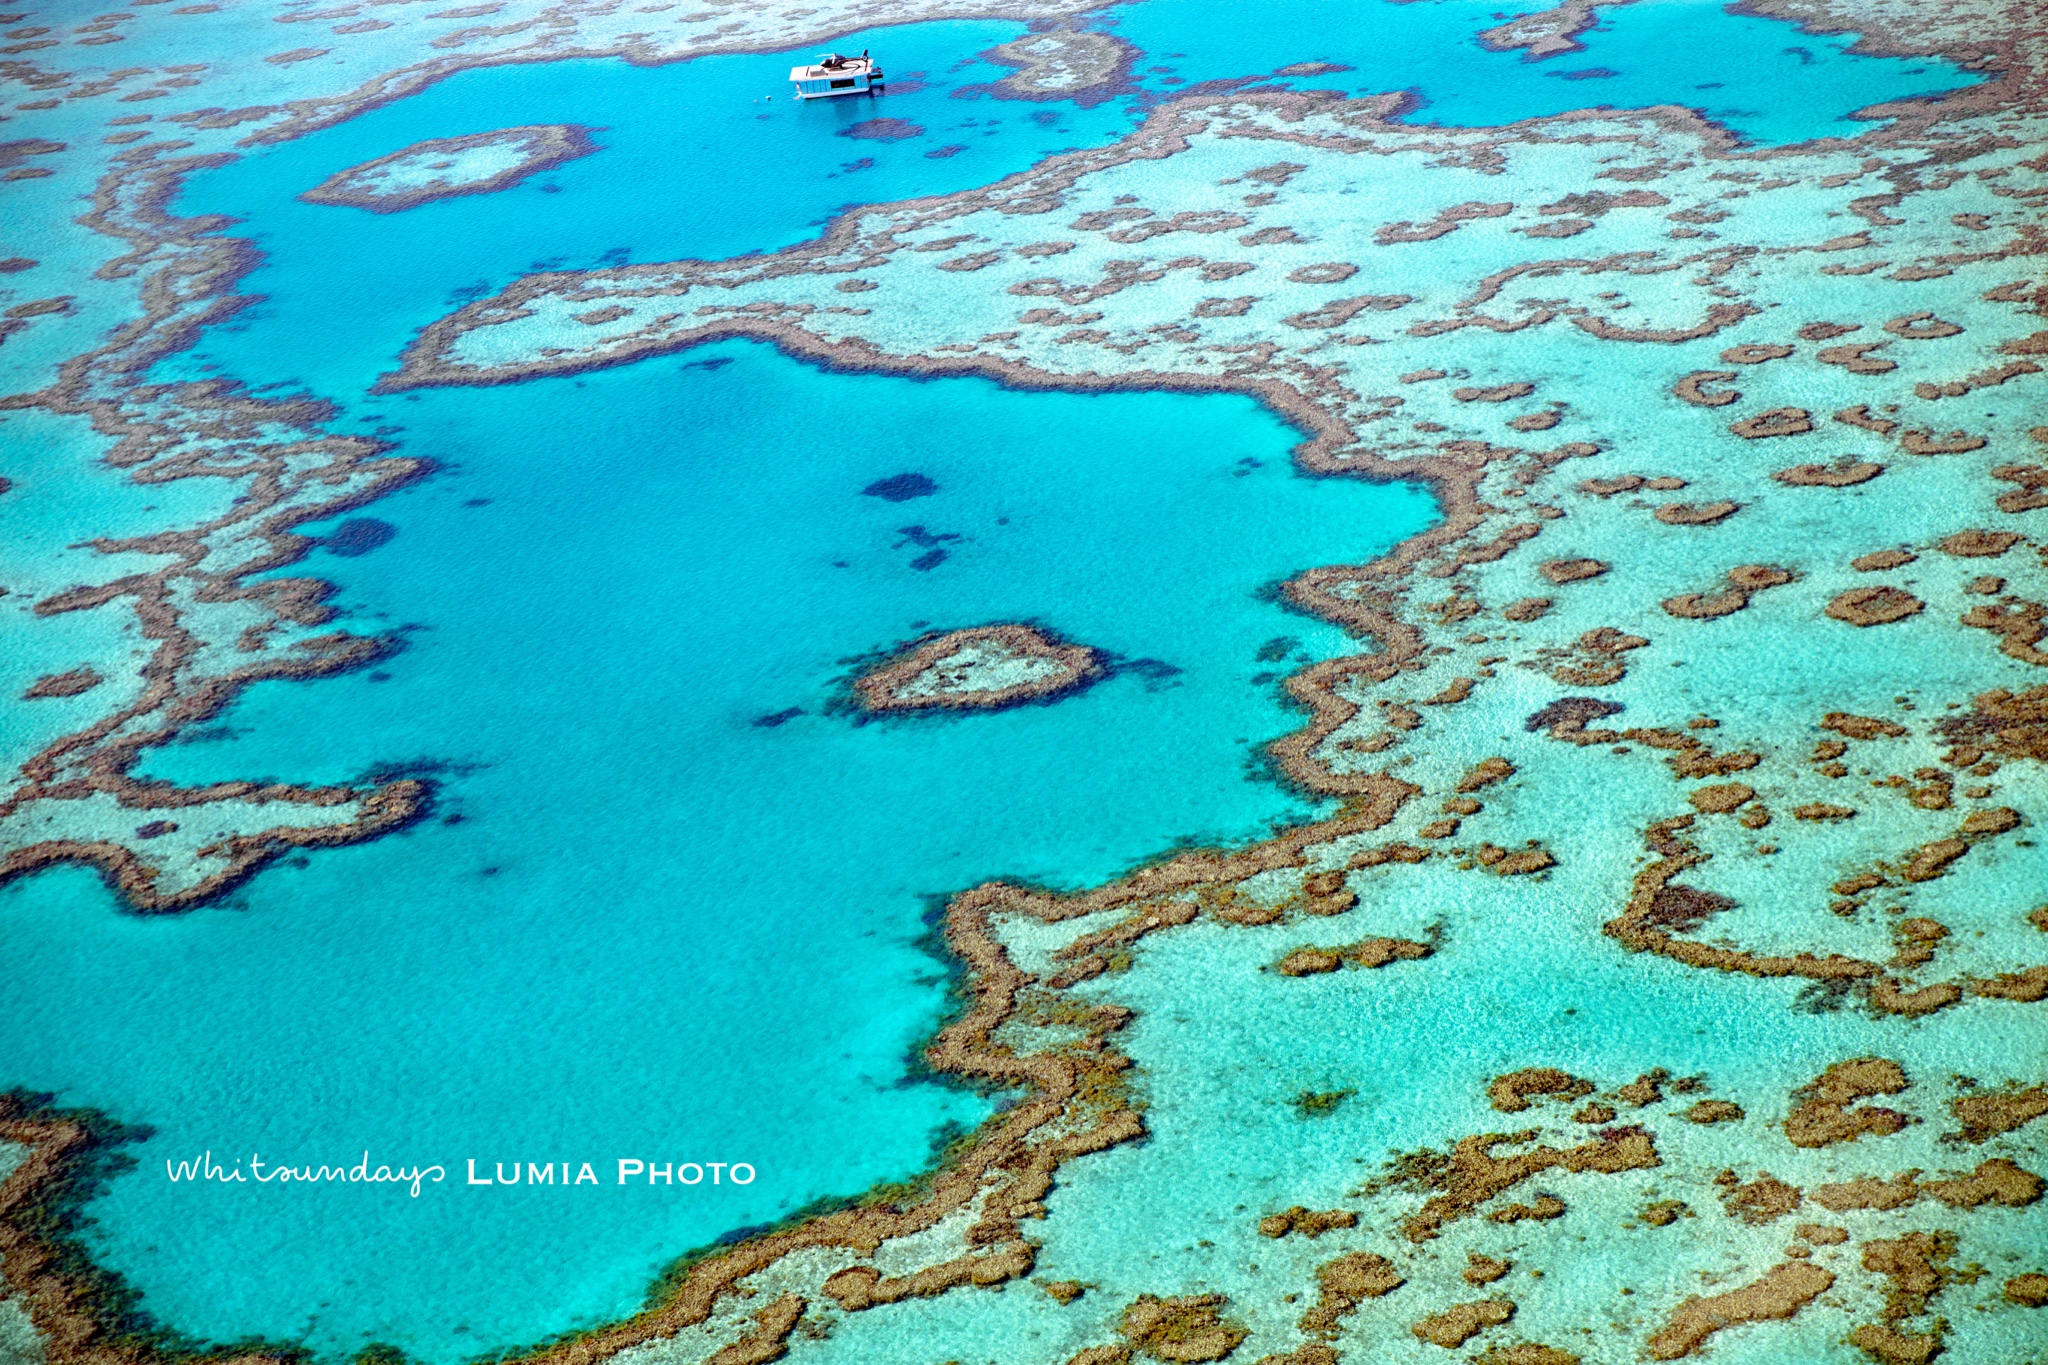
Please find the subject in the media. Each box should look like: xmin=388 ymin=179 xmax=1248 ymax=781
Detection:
xmin=5 ymin=0 xmax=2048 ymax=1361
xmin=298 ymin=123 xmax=596 ymax=212
xmin=984 ymin=28 xmax=1133 ymax=103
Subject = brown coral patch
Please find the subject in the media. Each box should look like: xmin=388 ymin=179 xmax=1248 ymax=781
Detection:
xmin=1960 ymin=806 xmax=2020 ymax=835
xmin=1614 ymin=1071 xmax=1668 ymax=1107
xmin=1730 ymin=407 xmax=1812 ymax=439
xmin=1454 ymin=383 xmax=1536 ymax=403
xmin=1286 ymin=262 xmax=1357 ymax=284
xmin=21 ymin=667 xmax=104 ymax=699
xmin=1662 ymin=591 xmax=1745 ymax=619
xmin=1653 ymin=501 xmax=1739 ymax=525
xmin=1572 ymin=301 xmax=1758 ymax=343
xmin=2006 ymin=1273 xmax=2048 ymax=1307
xmin=1826 ymin=587 xmax=1924 ymax=626
xmin=712 ymin=1294 xmax=807 ymax=1365
xmin=1822 ymin=712 xmax=1906 ymax=741
xmin=1936 ymin=529 xmax=2021 ymax=558
xmin=1898 ymin=836 xmax=1969 ymax=882
xmin=1474 ymin=844 xmax=1555 ymax=875
xmin=1921 ymin=1157 xmax=2043 ymax=1208
xmin=1490 ymin=1195 xmax=1566 ymax=1225
xmin=1543 ymin=628 xmax=1648 ymax=689
xmin=1458 ymin=757 xmax=1516 ymax=791
xmin=1539 ymin=557 xmax=1608 ymax=583
xmin=1275 ymin=938 xmax=1432 ymax=976
xmin=1606 ymin=822 xmax=1882 ymax=988
xmin=1721 ymin=1171 xmax=1802 ymax=1224
xmin=1819 ymin=342 xmax=1897 ymax=374
xmin=1299 ymin=1252 xmax=1404 ymax=1337
xmin=1811 ymin=1174 xmax=1918 ymax=1213
xmin=1936 ymin=686 xmax=2048 ymax=765
xmin=1282 ymin=294 xmax=1411 ymax=329
xmin=1900 ymin=429 xmax=1987 ymax=455
xmin=1686 ymin=1100 xmax=1744 ymax=1124
xmin=1464 ymin=1253 xmax=1512 ymax=1285
xmin=1785 ymin=1058 xmax=1909 ymax=1148
xmin=1646 ymin=1261 xmax=1833 ymax=1360
xmin=1490 ymin=1068 xmax=1595 ymax=1113
xmin=1122 ymin=1295 xmax=1247 ymax=1363
xmin=822 ymin=1240 xmax=1038 ymax=1310
xmin=1993 ymin=463 xmax=2048 ymax=512
xmin=1673 ymin=370 xmax=1739 ymax=406
xmin=1846 ymin=1325 xmax=1940 ymax=1365
xmin=1728 ymin=565 xmax=1792 ymax=591
xmin=1884 ymin=311 xmax=1963 ymax=340
xmin=1257 ymin=1206 xmax=1357 ymax=1239
xmin=1852 ymin=549 xmax=1917 ymax=571
xmin=1687 ymin=784 xmax=1753 ymax=814
xmin=1396 ymin=1127 xmax=1658 ymax=1241
xmin=1720 ymin=343 xmax=1794 ymax=364
xmin=1640 ymin=885 xmax=1735 ymax=934
xmin=855 ymin=624 xmax=1101 ymax=712
xmin=1412 ymin=1299 xmax=1514 ymax=1348
xmin=1774 ymin=460 xmax=1884 ymax=487
xmin=1868 ymin=1230 xmax=1952 ymax=1312
xmin=1068 ymin=1348 xmax=1133 ymax=1365
xmin=1475 ymin=1348 xmax=1577 ymax=1365
xmin=1663 ymin=565 xmax=1791 ymax=620
xmin=1836 ymin=405 xmax=1899 ymax=434
xmin=1950 ymin=1085 xmax=2048 ymax=1143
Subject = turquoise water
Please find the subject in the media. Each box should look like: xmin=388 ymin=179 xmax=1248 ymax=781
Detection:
xmin=159 ymin=1 xmax=1978 ymax=398
xmin=164 ymin=18 xmax=1143 ymax=399
xmin=1109 ymin=0 xmax=1979 ymax=146
xmin=2 ymin=340 xmax=1433 ymax=1360
xmin=2 ymin=0 xmax=1997 ymax=1358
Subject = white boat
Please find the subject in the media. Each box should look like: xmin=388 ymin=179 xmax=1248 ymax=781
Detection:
xmin=789 ymin=51 xmax=884 ymax=99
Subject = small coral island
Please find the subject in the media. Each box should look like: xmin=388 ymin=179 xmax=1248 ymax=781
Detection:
xmin=855 ymin=624 xmax=1102 ymax=714
xmin=301 ymin=124 xmax=597 ymax=213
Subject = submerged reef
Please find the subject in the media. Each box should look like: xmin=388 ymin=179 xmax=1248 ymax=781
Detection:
xmin=983 ymin=28 xmax=1134 ymax=104
xmin=855 ymin=624 xmax=1104 ymax=713
xmin=299 ymin=124 xmax=598 ymax=213
xmin=6 ymin=0 xmax=2048 ymax=1361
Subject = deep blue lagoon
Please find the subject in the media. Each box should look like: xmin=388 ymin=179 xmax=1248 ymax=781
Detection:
xmin=2 ymin=340 xmax=1433 ymax=1359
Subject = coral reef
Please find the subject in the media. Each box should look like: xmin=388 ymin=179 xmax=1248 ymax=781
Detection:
xmin=854 ymin=624 xmax=1103 ymax=713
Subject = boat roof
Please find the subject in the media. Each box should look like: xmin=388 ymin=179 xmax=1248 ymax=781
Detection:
xmin=789 ymin=54 xmax=874 ymax=79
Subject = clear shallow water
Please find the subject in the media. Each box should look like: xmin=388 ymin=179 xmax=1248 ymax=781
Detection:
xmin=3 ymin=340 xmax=1433 ymax=1360
xmin=2 ymin=0 xmax=1995 ymax=1358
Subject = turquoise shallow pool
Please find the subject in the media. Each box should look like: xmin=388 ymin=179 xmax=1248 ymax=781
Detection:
xmin=0 ymin=0 xmax=1993 ymax=1358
